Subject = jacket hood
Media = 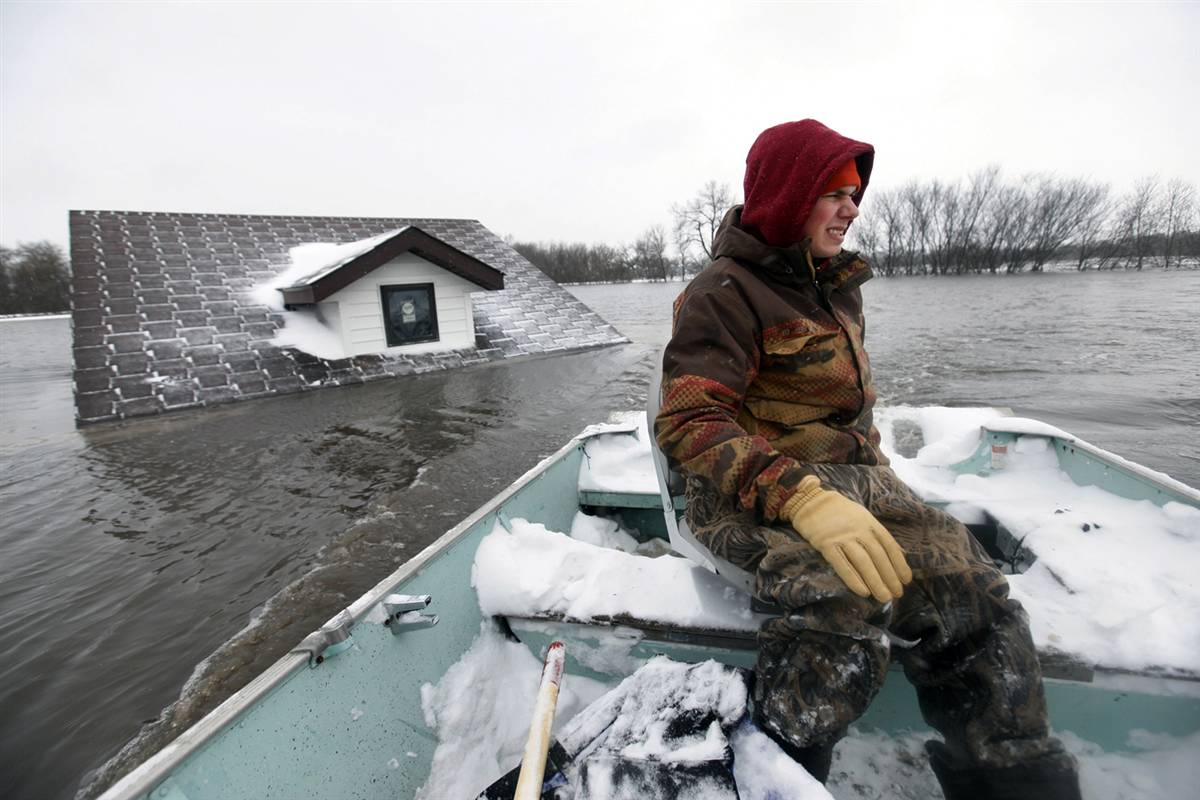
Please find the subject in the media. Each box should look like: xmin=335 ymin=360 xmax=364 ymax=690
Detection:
xmin=713 ymin=206 xmax=871 ymax=290
xmin=741 ymin=119 xmax=874 ymax=248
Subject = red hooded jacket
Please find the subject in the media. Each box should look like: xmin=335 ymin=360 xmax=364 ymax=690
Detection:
xmin=741 ymin=119 xmax=874 ymax=248
xmin=655 ymin=120 xmax=883 ymax=522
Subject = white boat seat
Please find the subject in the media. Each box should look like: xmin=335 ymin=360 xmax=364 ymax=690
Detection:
xmin=646 ymin=351 xmax=760 ymax=599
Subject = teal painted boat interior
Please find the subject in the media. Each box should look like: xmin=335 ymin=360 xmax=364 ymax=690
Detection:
xmin=102 ymin=424 xmax=1200 ymax=800
xmin=122 ymin=441 xmax=590 ymax=800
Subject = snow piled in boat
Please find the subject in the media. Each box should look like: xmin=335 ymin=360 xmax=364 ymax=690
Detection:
xmin=576 ymin=411 xmax=658 ymax=493
xmin=555 ymin=658 xmax=755 ymax=797
xmin=875 ymin=406 xmax=1200 ymax=675
xmin=417 ymin=624 xmax=833 ymax=799
xmin=566 ymin=406 xmax=1200 ymax=675
xmin=417 ymin=622 xmax=610 ymax=800
xmin=475 ymin=513 xmax=764 ymax=631
xmin=418 ymin=625 xmax=1200 ymax=800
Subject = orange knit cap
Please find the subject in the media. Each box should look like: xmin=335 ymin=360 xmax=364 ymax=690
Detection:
xmin=820 ymin=158 xmax=861 ymax=194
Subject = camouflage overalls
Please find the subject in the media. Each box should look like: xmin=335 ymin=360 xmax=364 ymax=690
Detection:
xmin=685 ymin=465 xmax=1066 ymax=769
xmin=656 ymin=207 xmax=1072 ymax=772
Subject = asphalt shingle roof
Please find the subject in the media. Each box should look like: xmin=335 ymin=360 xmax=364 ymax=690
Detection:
xmin=69 ymin=210 xmax=627 ymax=424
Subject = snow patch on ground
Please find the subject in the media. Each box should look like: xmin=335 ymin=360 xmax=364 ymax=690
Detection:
xmin=827 ymin=729 xmax=942 ymax=799
xmin=1067 ymin=729 xmax=1200 ymax=799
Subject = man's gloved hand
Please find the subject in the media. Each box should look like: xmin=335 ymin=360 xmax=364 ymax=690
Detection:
xmin=780 ymin=475 xmax=913 ymax=603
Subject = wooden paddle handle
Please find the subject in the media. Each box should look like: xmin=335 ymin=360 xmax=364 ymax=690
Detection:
xmin=513 ymin=641 xmax=566 ymax=800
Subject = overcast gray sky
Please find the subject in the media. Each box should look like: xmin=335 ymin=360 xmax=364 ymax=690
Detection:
xmin=3 ymin=0 xmax=1197 ymax=251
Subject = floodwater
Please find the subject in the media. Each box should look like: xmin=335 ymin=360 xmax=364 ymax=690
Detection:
xmin=1 ymin=270 xmax=1198 ymax=800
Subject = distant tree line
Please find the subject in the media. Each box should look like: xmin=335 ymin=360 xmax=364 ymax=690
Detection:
xmin=851 ymin=169 xmax=1199 ymax=275
xmin=515 ymin=172 xmax=1198 ymax=283
xmin=513 ymin=228 xmax=678 ymax=284
xmin=512 ymin=180 xmax=733 ymax=284
xmin=0 ymin=242 xmax=71 ymax=314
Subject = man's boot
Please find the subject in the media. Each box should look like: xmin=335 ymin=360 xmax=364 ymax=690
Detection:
xmin=926 ymin=741 xmax=1082 ymax=800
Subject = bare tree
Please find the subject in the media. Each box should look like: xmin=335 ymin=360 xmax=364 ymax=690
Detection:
xmin=521 ymin=169 xmax=1194 ymax=285
xmin=671 ymin=180 xmax=734 ymax=265
xmin=670 ymin=223 xmax=698 ymax=280
xmin=863 ymin=188 xmax=908 ymax=276
xmin=512 ymin=240 xmax=631 ymax=283
xmin=1022 ymin=175 xmax=1101 ymax=271
xmin=954 ymin=166 xmax=1002 ymax=273
xmin=590 ymin=243 xmax=630 ymax=283
xmin=631 ymin=225 xmax=671 ymax=281
xmin=1114 ymin=177 xmax=1160 ymax=270
xmin=925 ymin=179 xmax=960 ymax=275
xmin=847 ymin=200 xmax=881 ymax=265
xmin=881 ymin=189 xmax=909 ymax=276
xmin=1003 ymin=187 xmax=1035 ymax=274
xmin=1070 ymin=182 xmax=1115 ymax=270
xmin=1159 ymin=178 xmax=1197 ymax=269
xmin=898 ymin=181 xmax=936 ymax=274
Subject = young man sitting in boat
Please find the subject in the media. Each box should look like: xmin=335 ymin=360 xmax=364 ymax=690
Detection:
xmin=653 ymin=119 xmax=1082 ymax=799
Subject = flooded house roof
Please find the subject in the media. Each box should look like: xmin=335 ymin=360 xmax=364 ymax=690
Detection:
xmin=68 ymin=210 xmax=627 ymax=425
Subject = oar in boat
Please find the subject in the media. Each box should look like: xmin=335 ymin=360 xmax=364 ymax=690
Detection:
xmin=477 ymin=642 xmax=569 ymax=799
xmin=514 ymin=641 xmax=567 ymax=799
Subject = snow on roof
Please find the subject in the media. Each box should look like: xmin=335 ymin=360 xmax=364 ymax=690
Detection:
xmin=245 ymin=232 xmax=413 ymax=360
xmin=245 ymin=225 xmax=508 ymax=360
xmin=275 ymin=228 xmax=408 ymax=289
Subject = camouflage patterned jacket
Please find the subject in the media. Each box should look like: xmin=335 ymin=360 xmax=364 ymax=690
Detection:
xmin=654 ymin=206 xmax=887 ymax=523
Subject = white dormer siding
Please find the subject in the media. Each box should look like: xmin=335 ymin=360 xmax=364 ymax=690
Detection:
xmin=320 ymin=251 xmax=476 ymax=358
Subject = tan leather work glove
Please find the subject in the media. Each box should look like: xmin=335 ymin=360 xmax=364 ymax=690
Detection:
xmin=780 ymin=475 xmax=913 ymax=603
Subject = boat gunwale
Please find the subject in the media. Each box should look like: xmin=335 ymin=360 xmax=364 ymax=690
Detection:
xmin=979 ymin=421 xmax=1200 ymax=504
xmin=96 ymin=425 xmax=630 ymax=800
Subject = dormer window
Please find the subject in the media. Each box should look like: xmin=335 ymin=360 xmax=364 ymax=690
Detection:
xmin=269 ymin=225 xmax=504 ymax=359
xmin=381 ymin=283 xmax=438 ymax=346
